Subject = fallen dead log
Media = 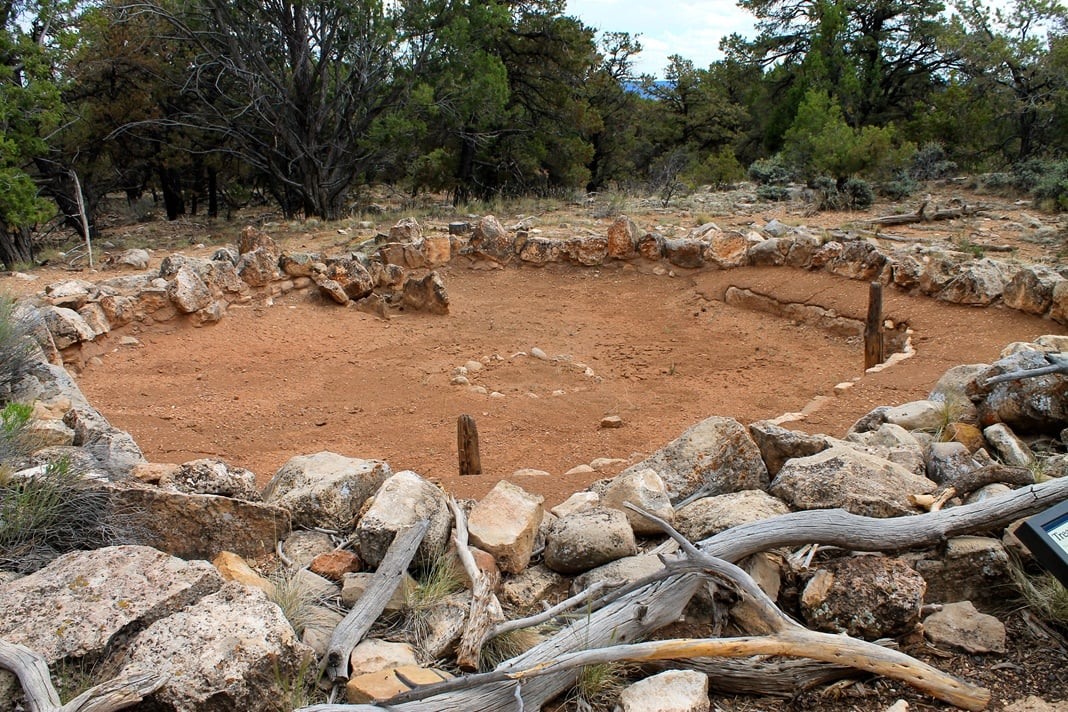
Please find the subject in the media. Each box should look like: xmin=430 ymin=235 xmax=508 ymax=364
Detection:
xmin=319 ymin=519 xmax=430 ymax=684
xmin=0 ymin=639 xmax=166 ymax=712
xmin=981 ymin=353 xmax=1068 ymax=387
xmin=864 ymin=200 xmax=987 ymax=226
xmin=296 ymin=477 xmax=1068 ymax=712
xmin=448 ymin=498 xmax=504 ymax=671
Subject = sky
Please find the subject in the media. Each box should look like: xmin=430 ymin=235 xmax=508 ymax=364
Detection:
xmin=564 ymin=0 xmax=758 ymax=77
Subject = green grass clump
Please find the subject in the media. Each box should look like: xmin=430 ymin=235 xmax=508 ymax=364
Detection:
xmin=567 ymin=661 xmax=632 ymax=711
xmin=0 ymin=293 xmax=35 ymax=396
xmin=1013 ymin=562 xmax=1068 ymax=625
xmin=0 ymin=458 xmax=134 ymax=574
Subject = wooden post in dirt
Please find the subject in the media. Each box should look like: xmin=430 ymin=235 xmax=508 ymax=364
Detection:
xmin=864 ymin=282 xmax=884 ymax=371
xmin=458 ymin=414 xmax=481 ymax=476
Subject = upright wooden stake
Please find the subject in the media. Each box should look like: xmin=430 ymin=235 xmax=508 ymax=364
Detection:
xmin=458 ymin=414 xmax=481 ymax=476
xmin=864 ymin=281 xmax=884 ymax=370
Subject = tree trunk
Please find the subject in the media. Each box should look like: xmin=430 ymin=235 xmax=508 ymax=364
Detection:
xmin=158 ymin=167 xmax=185 ymax=221
xmin=0 ymin=224 xmax=35 ymax=269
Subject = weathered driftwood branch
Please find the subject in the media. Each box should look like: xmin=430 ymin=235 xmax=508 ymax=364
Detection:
xmin=320 ymin=519 xmax=430 ymax=683
xmin=629 ymin=504 xmax=989 ymax=710
xmin=697 ymin=474 xmax=1068 ymax=562
xmin=0 ymin=639 xmax=166 ymax=712
xmin=448 ymin=498 xmax=504 ymax=671
xmin=981 ymin=353 xmax=1068 ymax=387
xmin=487 ymin=580 xmax=613 ymax=642
xmin=864 ymin=200 xmax=986 ymax=226
xmin=665 ymin=655 xmax=871 ymax=696
xmin=296 ymin=477 xmax=1068 ymax=712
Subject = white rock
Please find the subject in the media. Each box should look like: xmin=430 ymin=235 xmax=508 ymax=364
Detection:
xmin=983 ymin=423 xmax=1035 ymax=467
xmin=551 ymin=491 xmax=599 ymax=518
xmin=619 ymin=669 xmax=710 ymax=712
xmin=468 ymin=480 xmax=544 ymax=574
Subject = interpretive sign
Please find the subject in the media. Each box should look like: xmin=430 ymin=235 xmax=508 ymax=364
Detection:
xmin=1016 ymin=499 xmax=1068 ymax=589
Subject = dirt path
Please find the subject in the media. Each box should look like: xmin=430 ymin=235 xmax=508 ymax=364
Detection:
xmin=71 ymin=260 xmax=1062 ymax=507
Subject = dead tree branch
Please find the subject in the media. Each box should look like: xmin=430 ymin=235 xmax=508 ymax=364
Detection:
xmin=320 ymin=519 xmax=430 ymax=684
xmin=447 ymin=498 xmax=505 ymax=671
xmin=981 ymin=353 xmax=1068 ymax=387
xmin=0 ymin=639 xmax=166 ymax=712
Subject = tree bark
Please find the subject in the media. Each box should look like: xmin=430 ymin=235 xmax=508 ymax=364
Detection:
xmin=320 ymin=520 xmax=430 ymax=684
xmin=0 ymin=638 xmax=166 ymax=712
xmin=0 ymin=224 xmax=34 ymax=269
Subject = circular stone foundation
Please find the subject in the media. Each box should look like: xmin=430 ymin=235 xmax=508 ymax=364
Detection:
xmin=75 ymin=262 xmax=1057 ymax=506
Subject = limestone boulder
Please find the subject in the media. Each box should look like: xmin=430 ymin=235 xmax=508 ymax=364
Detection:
xmin=1051 ymin=279 xmax=1068 ymax=325
xmin=163 ymin=458 xmax=261 ymax=500
xmin=115 ymin=248 xmax=151 ymax=270
xmin=401 ymin=271 xmax=450 ymax=314
xmin=827 ymin=239 xmax=887 ymax=281
xmin=747 ymin=236 xmax=787 ymax=266
xmin=99 ymin=293 xmax=137 ymax=328
xmin=800 ymin=555 xmax=926 ymax=640
xmin=923 ymin=600 xmax=1006 ymax=654
xmin=279 ymin=251 xmax=320 ymax=278
xmin=236 ymin=246 xmax=280 ymax=287
xmin=167 ymin=265 xmax=213 ymax=313
xmin=543 ymin=508 xmax=637 ymax=575
xmin=213 ymin=551 xmax=275 ymax=595
xmin=675 ymin=490 xmax=792 ymax=543
xmin=783 ymin=232 xmax=821 ymax=268
xmin=621 ymin=416 xmax=769 ymax=503
xmin=123 ymin=582 xmax=313 ymax=711
xmin=602 ymin=468 xmax=674 ymax=535
xmin=983 ymin=423 xmax=1035 ymax=466
xmin=349 ymin=639 xmax=420 ymax=678
xmin=1003 ymin=265 xmax=1064 ymax=316
xmin=748 ymin=420 xmax=830 ymax=476
xmin=929 ymin=363 xmax=988 ymax=407
xmin=106 ymin=482 xmax=291 ymax=560
xmin=972 ymin=350 xmax=1068 ymax=432
xmin=637 ymin=232 xmax=665 ymax=260
xmin=45 ymin=279 xmax=96 ymax=309
xmin=43 ymin=306 xmax=96 ymax=348
xmin=845 ymin=423 xmax=927 ymax=476
xmin=77 ymin=302 xmax=110 ymax=338
xmin=883 ymin=399 xmax=946 ymax=432
xmin=518 ymin=236 xmax=565 ymax=265
xmin=467 ymin=215 xmax=514 ymax=263
xmin=919 ymin=254 xmax=963 ymax=296
xmin=908 ymin=536 xmax=1012 ymax=606
xmin=346 ymin=666 xmax=453 ymax=704
xmin=64 ymin=405 xmax=146 ymax=475
xmin=702 ymin=230 xmax=748 ymax=268
xmin=354 ymin=470 xmax=452 ymax=568
xmin=0 ymin=546 xmax=221 ymax=663
xmin=770 ymin=445 xmax=936 ymax=518
xmin=501 ymin=564 xmax=565 ymax=610
xmin=619 ymin=669 xmax=710 ymax=712
xmin=421 ymin=235 xmax=452 ymax=266
xmin=571 ymin=552 xmax=665 ymax=594
xmin=262 ymin=451 xmax=392 ymax=530
xmin=606 ymin=216 xmax=639 ymax=259
xmin=389 ymin=217 xmax=422 ymax=242
xmin=663 ymin=238 xmax=705 ymax=269
xmin=925 ymin=441 xmax=979 ymax=484
xmin=281 ymin=529 xmax=336 ymax=569
xmin=937 ymin=258 xmax=1013 ymax=305
xmin=315 ymin=257 xmax=374 ymax=302
xmin=468 ymin=480 xmax=544 ymax=574
xmin=566 ymin=235 xmax=609 ymax=266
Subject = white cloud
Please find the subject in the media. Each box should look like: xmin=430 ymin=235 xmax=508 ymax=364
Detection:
xmin=566 ymin=0 xmax=757 ymax=76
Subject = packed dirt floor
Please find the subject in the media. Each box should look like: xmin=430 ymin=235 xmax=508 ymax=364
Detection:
xmin=65 ymin=261 xmax=1056 ymax=508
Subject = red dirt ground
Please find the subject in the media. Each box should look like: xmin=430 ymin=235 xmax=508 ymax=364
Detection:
xmin=69 ymin=260 xmax=1060 ymax=508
